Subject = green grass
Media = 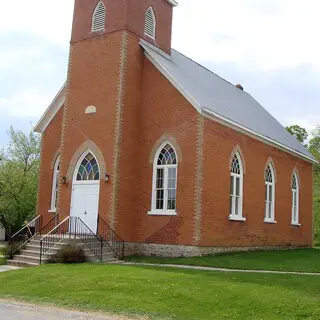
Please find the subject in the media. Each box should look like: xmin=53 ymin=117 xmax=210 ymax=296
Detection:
xmin=0 ymin=264 xmax=320 ymax=319
xmin=0 ymin=257 xmax=5 ymax=265
xmin=126 ymin=248 xmax=320 ymax=273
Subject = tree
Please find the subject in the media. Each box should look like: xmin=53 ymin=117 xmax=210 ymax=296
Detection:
xmin=0 ymin=127 xmax=41 ymax=236
xmin=286 ymin=125 xmax=308 ymax=144
xmin=309 ymin=126 xmax=320 ymax=174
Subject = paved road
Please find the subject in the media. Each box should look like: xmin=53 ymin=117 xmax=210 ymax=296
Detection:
xmin=0 ymin=300 xmax=133 ymax=320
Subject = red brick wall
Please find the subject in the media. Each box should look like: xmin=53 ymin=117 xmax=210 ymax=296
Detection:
xmin=58 ymin=31 xmax=124 ymax=223
xmin=71 ymin=0 xmax=173 ymax=53
xmin=201 ymin=118 xmax=313 ymax=247
xmin=133 ymin=59 xmax=199 ymax=245
xmin=37 ymin=106 xmax=64 ymax=225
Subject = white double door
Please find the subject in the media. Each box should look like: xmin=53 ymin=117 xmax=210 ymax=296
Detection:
xmin=70 ymin=182 xmax=100 ymax=233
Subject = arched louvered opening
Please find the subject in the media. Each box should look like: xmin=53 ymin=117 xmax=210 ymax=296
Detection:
xmin=144 ymin=7 xmax=156 ymax=39
xmin=92 ymin=1 xmax=106 ymax=32
xmin=264 ymin=164 xmax=276 ymax=222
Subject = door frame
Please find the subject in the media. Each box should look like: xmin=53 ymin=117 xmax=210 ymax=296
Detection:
xmin=69 ymin=150 xmax=101 ymax=231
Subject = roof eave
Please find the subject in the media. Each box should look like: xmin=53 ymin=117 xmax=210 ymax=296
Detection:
xmin=202 ymin=107 xmax=317 ymax=164
xmin=34 ymin=83 xmax=66 ymax=134
xmin=167 ymin=0 xmax=178 ymax=7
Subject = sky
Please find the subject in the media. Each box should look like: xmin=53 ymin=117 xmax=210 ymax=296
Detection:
xmin=0 ymin=0 xmax=319 ymax=145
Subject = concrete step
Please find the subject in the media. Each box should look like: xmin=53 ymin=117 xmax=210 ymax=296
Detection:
xmin=7 ymin=259 xmax=39 ymax=267
xmin=12 ymin=254 xmax=48 ymax=264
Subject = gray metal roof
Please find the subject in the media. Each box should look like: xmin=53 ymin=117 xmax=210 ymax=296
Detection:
xmin=141 ymin=40 xmax=315 ymax=162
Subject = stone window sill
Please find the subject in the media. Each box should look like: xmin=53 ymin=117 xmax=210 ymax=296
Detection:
xmin=229 ymin=215 xmax=246 ymax=222
xmin=291 ymin=222 xmax=301 ymax=227
xmin=264 ymin=219 xmax=277 ymax=224
xmin=148 ymin=211 xmax=177 ymax=216
xmin=48 ymin=209 xmax=57 ymax=213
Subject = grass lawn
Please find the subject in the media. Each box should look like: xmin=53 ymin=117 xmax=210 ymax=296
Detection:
xmin=126 ymin=248 xmax=320 ymax=273
xmin=0 ymin=264 xmax=320 ymax=320
xmin=0 ymin=257 xmax=5 ymax=265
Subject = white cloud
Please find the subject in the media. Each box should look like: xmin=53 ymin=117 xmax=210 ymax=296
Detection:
xmin=0 ymin=90 xmax=55 ymax=118
xmin=0 ymin=0 xmax=74 ymax=48
xmin=173 ymin=0 xmax=320 ymax=70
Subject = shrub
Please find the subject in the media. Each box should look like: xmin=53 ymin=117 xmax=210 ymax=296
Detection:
xmin=49 ymin=244 xmax=87 ymax=264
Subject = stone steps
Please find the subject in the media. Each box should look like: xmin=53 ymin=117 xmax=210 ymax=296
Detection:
xmin=7 ymin=234 xmax=120 ymax=267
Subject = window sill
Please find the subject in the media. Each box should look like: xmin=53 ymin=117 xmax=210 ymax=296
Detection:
xmin=264 ymin=219 xmax=277 ymax=224
xmin=148 ymin=211 xmax=177 ymax=216
xmin=291 ymin=222 xmax=301 ymax=227
xmin=48 ymin=209 xmax=56 ymax=213
xmin=229 ymin=215 xmax=246 ymax=222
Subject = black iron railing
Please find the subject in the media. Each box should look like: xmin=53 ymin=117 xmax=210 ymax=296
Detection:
xmin=97 ymin=216 xmax=125 ymax=259
xmin=9 ymin=215 xmax=42 ymax=258
xmin=39 ymin=217 xmax=103 ymax=264
xmin=70 ymin=217 xmax=103 ymax=261
xmin=39 ymin=214 xmax=59 ymax=236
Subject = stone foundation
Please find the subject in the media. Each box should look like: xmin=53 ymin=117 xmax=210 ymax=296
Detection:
xmin=124 ymin=242 xmax=309 ymax=258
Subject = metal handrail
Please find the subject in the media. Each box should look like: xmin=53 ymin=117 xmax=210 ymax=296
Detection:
xmin=9 ymin=215 xmax=42 ymax=258
xmin=11 ymin=215 xmax=41 ymax=238
xmin=39 ymin=216 xmax=104 ymax=264
xmin=40 ymin=216 xmax=69 ymax=242
xmin=97 ymin=216 xmax=125 ymax=259
xmin=39 ymin=213 xmax=59 ymax=236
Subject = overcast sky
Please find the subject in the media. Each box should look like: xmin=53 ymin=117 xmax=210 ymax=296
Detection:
xmin=0 ymin=0 xmax=319 ymax=144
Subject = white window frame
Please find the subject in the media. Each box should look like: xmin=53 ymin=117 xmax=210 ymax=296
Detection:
xmin=144 ymin=6 xmax=156 ymax=39
xmin=229 ymin=152 xmax=246 ymax=221
xmin=291 ymin=172 xmax=300 ymax=226
xmin=91 ymin=1 xmax=106 ymax=33
xmin=149 ymin=142 xmax=178 ymax=216
xmin=264 ymin=164 xmax=276 ymax=223
xmin=49 ymin=155 xmax=60 ymax=213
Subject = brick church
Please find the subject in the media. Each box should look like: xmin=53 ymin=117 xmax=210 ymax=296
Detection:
xmin=35 ymin=0 xmax=316 ymax=256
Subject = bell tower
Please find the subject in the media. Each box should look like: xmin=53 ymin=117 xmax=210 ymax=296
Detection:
xmin=58 ymin=0 xmax=178 ymax=237
xmin=71 ymin=0 xmax=178 ymax=53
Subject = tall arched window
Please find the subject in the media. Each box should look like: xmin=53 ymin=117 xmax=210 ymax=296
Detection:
xmin=144 ymin=7 xmax=156 ymax=39
xmin=150 ymin=142 xmax=178 ymax=215
xmin=76 ymin=152 xmax=100 ymax=181
xmin=92 ymin=1 xmax=106 ymax=32
xmin=292 ymin=173 xmax=300 ymax=225
xmin=50 ymin=156 xmax=60 ymax=212
xmin=229 ymin=152 xmax=245 ymax=221
xmin=265 ymin=164 xmax=276 ymax=223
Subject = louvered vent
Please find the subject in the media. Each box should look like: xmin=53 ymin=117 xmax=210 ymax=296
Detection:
xmin=144 ymin=7 xmax=156 ymax=39
xmin=92 ymin=1 xmax=106 ymax=32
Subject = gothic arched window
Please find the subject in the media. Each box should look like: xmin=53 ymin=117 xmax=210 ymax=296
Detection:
xmin=229 ymin=152 xmax=245 ymax=220
xmin=76 ymin=152 xmax=100 ymax=181
xmin=265 ymin=164 xmax=276 ymax=222
xmin=150 ymin=142 xmax=178 ymax=214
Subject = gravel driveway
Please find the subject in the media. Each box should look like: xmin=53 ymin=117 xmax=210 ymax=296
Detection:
xmin=0 ymin=300 xmax=139 ymax=320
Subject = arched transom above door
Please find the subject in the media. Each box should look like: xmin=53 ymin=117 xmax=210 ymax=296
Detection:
xmin=76 ymin=152 xmax=100 ymax=181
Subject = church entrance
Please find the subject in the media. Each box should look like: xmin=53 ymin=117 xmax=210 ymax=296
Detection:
xmin=70 ymin=151 xmax=100 ymax=233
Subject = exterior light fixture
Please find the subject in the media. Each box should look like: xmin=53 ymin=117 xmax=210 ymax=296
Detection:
xmin=61 ymin=176 xmax=67 ymax=185
xmin=105 ymin=174 xmax=110 ymax=182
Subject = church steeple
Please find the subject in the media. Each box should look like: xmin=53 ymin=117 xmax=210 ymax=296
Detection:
xmin=71 ymin=0 xmax=178 ymax=53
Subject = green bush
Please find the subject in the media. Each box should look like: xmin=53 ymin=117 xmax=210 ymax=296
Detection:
xmin=49 ymin=244 xmax=87 ymax=264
